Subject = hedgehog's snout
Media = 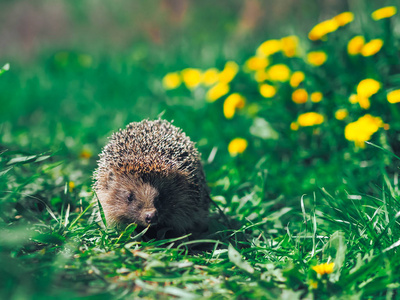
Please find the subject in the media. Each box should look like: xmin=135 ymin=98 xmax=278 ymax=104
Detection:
xmin=144 ymin=209 xmax=158 ymax=225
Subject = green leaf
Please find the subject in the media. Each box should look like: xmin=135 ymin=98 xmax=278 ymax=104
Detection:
xmin=31 ymin=232 xmax=65 ymax=245
xmin=0 ymin=166 xmax=13 ymax=177
xmin=94 ymin=191 xmax=107 ymax=228
xmin=7 ymin=155 xmax=38 ymax=165
xmin=322 ymin=231 xmax=347 ymax=281
xmin=0 ymin=63 xmax=9 ymax=76
xmin=250 ymin=117 xmax=279 ymax=140
xmin=228 ymin=243 xmax=254 ymax=274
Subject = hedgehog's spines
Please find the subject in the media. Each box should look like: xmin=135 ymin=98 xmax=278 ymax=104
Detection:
xmin=93 ymin=119 xmax=208 ymax=198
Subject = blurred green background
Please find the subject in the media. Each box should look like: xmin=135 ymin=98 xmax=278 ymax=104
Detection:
xmin=1 ymin=0 xmax=394 ymax=194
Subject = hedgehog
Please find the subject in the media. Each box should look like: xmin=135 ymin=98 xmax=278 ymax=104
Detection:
xmin=93 ymin=119 xmax=210 ymax=237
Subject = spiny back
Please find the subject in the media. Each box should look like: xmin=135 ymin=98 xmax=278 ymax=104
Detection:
xmin=96 ymin=119 xmax=201 ymax=179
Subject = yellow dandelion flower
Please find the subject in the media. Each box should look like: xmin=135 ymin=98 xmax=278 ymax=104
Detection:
xmin=228 ymin=138 xmax=248 ymax=156
xmin=69 ymin=181 xmax=75 ymax=192
xmin=290 ymin=122 xmax=299 ymax=131
xmin=80 ymin=150 xmax=92 ymax=159
xmin=292 ymin=89 xmax=308 ymax=104
xmin=308 ymin=19 xmax=339 ymax=41
xmin=181 ymin=68 xmax=202 ymax=89
xmin=206 ymin=82 xmax=230 ymax=102
xmin=309 ymin=280 xmax=318 ymax=289
xmin=311 ymin=92 xmax=323 ymax=103
xmin=244 ymin=56 xmax=269 ymax=71
xmin=387 ymin=89 xmax=400 ymax=104
xmin=202 ymin=68 xmax=219 ymax=86
xmin=361 ymin=39 xmax=384 ymax=57
xmin=349 ymin=94 xmax=358 ymax=104
xmin=357 ymin=96 xmax=371 ymax=109
xmin=349 ymin=94 xmax=370 ymax=109
xmin=307 ymin=51 xmax=328 ymax=66
xmin=254 ymin=69 xmax=269 ymax=82
xmin=267 ymin=64 xmax=291 ymax=82
xmin=372 ymin=6 xmax=397 ymax=20
xmin=349 ymin=93 xmax=370 ymax=109
xmin=290 ymin=71 xmax=305 ymax=88
xmin=335 ymin=109 xmax=348 ymax=120
xmin=259 ymin=83 xmax=277 ymax=98
xmin=223 ymin=93 xmax=246 ymax=119
xmin=345 ymin=114 xmax=384 ymax=147
xmin=297 ymin=112 xmax=324 ymax=127
xmin=280 ymin=35 xmax=299 ymax=57
xmin=219 ymin=61 xmax=239 ymax=84
xmin=347 ymin=36 xmax=365 ymax=55
xmin=312 ymin=262 xmax=335 ymax=275
xmin=162 ymin=72 xmax=181 ymax=90
xmin=333 ymin=11 xmax=354 ymax=26
xmin=357 ymin=79 xmax=381 ymax=98
xmin=257 ymin=39 xmax=281 ymax=57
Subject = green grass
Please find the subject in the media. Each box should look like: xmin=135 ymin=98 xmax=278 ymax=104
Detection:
xmin=2 ymin=3 xmax=400 ymax=299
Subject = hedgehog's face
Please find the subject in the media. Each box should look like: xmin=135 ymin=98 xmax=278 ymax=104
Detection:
xmin=96 ymin=171 xmax=162 ymax=228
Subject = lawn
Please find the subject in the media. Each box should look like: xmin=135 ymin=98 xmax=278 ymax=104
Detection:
xmin=1 ymin=2 xmax=400 ymax=299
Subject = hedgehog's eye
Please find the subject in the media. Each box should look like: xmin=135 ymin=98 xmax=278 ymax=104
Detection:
xmin=127 ymin=192 xmax=134 ymax=203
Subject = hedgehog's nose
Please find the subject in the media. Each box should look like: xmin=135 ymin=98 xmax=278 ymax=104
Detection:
xmin=145 ymin=210 xmax=158 ymax=224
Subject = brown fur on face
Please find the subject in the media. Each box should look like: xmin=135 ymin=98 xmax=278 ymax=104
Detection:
xmin=96 ymin=168 xmax=209 ymax=235
xmin=96 ymin=170 xmax=159 ymax=227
